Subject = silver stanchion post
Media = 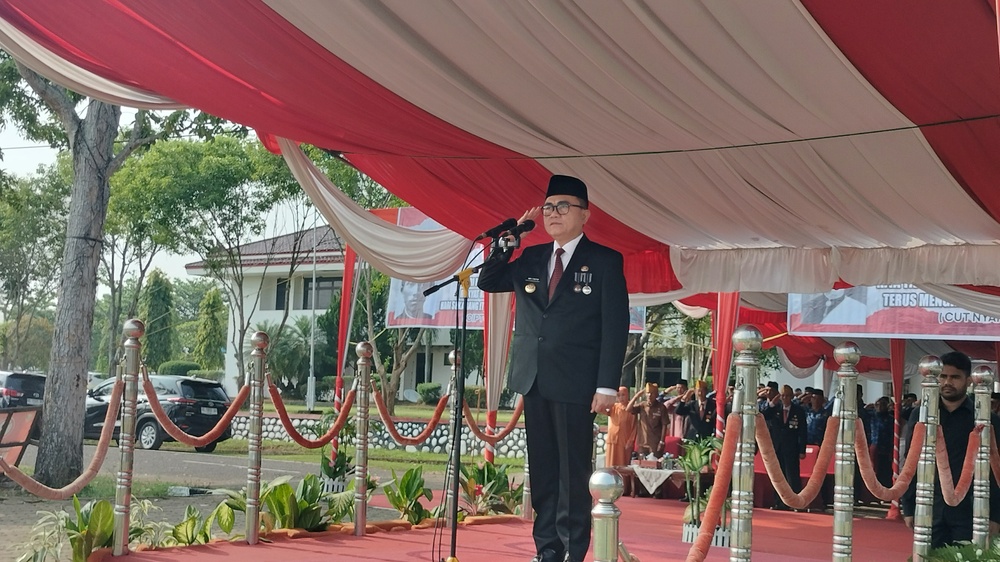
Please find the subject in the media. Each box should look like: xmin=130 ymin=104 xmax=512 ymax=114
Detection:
xmin=913 ymin=355 xmax=942 ymax=561
xmin=729 ymin=324 xmax=762 ymax=562
xmin=113 ymin=319 xmax=144 ymax=556
xmin=593 ymin=423 xmax=601 ymax=472
xmin=832 ymin=342 xmax=860 ymax=562
xmin=445 ymin=349 xmax=460 ymax=529
xmin=522 ymin=455 xmax=533 ymax=520
xmin=972 ymin=365 xmax=994 ymax=549
xmin=590 ymin=468 xmax=624 ymax=562
xmin=246 ymin=331 xmax=268 ymax=545
xmin=354 ymin=342 xmax=373 ymax=536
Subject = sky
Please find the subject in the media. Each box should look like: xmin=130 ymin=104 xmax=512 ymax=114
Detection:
xmin=0 ymin=124 xmax=198 ymax=280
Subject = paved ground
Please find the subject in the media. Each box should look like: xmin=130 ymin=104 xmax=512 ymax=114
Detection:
xmin=0 ymin=444 xmax=445 ymax=562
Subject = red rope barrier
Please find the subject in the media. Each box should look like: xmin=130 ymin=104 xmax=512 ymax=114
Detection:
xmin=267 ymin=375 xmax=356 ymax=449
xmin=142 ymin=370 xmax=250 ymax=448
xmin=462 ymin=398 xmax=524 ymax=445
xmin=684 ymin=413 xmax=740 ymax=562
xmin=934 ymin=424 xmax=982 ymax=506
xmin=371 ymin=390 xmax=449 ymax=446
xmin=854 ymin=419 xmax=924 ymax=501
xmin=0 ymin=379 xmax=124 ymax=500
xmin=754 ymin=413 xmax=839 ymax=510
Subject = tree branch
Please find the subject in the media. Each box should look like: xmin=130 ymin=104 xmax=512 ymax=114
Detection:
xmin=14 ymin=62 xmax=79 ymax=144
xmin=108 ymin=111 xmax=158 ymax=174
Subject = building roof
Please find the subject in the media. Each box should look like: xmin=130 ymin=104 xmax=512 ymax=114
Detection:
xmin=185 ymin=225 xmax=345 ymax=273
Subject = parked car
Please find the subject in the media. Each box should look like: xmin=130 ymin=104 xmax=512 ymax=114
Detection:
xmin=84 ymin=375 xmax=233 ymax=452
xmin=0 ymin=371 xmax=46 ymax=440
xmin=0 ymin=371 xmax=46 ymax=410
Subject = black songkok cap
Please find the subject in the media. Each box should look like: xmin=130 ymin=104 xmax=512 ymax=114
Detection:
xmin=545 ymin=174 xmax=588 ymax=205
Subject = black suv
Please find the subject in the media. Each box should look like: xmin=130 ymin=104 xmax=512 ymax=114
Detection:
xmin=0 ymin=371 xmax=45 ymax=409
xmin=85 ymin=375 xmax=233 ymax=452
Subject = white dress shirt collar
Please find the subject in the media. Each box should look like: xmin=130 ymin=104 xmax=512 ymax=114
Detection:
xmin=548 ymin=233 xmax=584 ymax=276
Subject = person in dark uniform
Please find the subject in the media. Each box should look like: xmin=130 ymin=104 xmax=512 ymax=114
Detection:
xmin=901 ymin=351 xmax=1000 ymax=548
xmin=478 ymin=174 xmax=629 ymax=562
xmin=676 ymin=380 xmax=718 ymax=440
xmin=763 ymin=384 xmax=807 ymax=510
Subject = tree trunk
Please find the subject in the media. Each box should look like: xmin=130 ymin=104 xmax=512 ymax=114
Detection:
xmin=35 ymin=100 xmax=120 ymax=487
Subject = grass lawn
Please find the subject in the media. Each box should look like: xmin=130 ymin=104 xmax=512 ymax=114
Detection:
xmin=160 ymin=439 xmax=525 ymax=475
xmin=0 ymin=468 xmax=176 ymax=499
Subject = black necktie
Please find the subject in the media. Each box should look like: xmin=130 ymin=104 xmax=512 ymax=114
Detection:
xmin=549 ymin=248 xmax=565 ymax=300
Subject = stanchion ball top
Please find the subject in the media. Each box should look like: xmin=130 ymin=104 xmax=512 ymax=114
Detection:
xmin=918 ymin=355 xmax=943 ymax=379
xmin=833 ymin=342 xmax=861 ymax=366
xmin=251 ymin=332 xmax=270 ymax=349
xmin=972 ymin=365 xmax=995 ymax=387
xmin=122 ymin=319 xmax=146 ymax=339
xmin=732 ymin=324 xmax=763 ymax=353
xmin=356 ymin=341 xmax=374 ymax=358
xmin=448 ymin=350 xmax=461 ymax=366
xmin=589 ymin=469 xmax=624 ymax=503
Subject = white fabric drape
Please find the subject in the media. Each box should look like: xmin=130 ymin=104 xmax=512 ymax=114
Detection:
xmin=918 ymin=284 xmax=1000 ymax=319
xmin=777 ymin=350 xmax=825 ymax=380
xmin=278 ymin=138 xmax=470 ymax=282
xmin=485 ymin=292 xmax=514 ymax=411
xmin=672 ymin=300 xmax=710 ymax=320
xmin=268 ymin=0 xmax=1000 ymax=290
xmin=629 ymin=289 xmax=696 ymax=308
xmin=0 ymin=17 xmax=182 ymax=109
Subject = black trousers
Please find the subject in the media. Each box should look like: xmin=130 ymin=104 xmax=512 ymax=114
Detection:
xmin=523 ymin=388 xmax=596 ymax=562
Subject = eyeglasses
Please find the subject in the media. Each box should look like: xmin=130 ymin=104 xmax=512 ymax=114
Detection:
xmin=541 ymin=202 xmax=587 ymax=216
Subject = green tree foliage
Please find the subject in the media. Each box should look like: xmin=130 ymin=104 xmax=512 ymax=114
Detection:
xmin=174 ymin=278 xmax=223 ymax=323
xmin=192 ymin=287 xmax=226 ymax=370
xmin=140 ymin=270 xmax=175 ymax=371
xmin=1 ymin=315 xmax=53 ymax=370
xmin=0 ymin=163 xmax=69 ymax=368
xmin=254 ymin=316 xmax=328 ymax=399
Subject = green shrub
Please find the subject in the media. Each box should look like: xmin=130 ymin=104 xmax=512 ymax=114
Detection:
xmin=383 ymin=466 xmax=434 ymax=525
xmin=416 ymin=382 xmax=442 ymax=404
xmin=157 ymin=360 xmax=202 ymax=376
xmin=464 ymin=385 xmax=486 ymax=409
xmin=187 ymin=369 xmax=224 ymax=382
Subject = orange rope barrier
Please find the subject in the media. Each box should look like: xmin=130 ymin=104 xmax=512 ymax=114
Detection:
xmin=142 ymin=369 xmax=250 ymax=448
xmin=371 ymin=390 xmax=449 ymax=446
xmin=462 ymin=398 xmax=524 ymax=445
xmin=854 ymin=419 xmax=924 ymax=501
xmin=0 ymin=379 xmax=124 ymax=500
xmin=267 ymin=375 xmax=357 ymax=449
xmin=934 ymin=424 xmax=982 ymax=507
xmin=684 ymin=413 xmax=739 ymax=562
xmin=754 ymin=413 xmax=839 ymax=510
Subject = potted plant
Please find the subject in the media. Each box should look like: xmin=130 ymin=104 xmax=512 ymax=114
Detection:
xmin=318 ymin=414 xmax=355 ymax=494
xmin=678 ymin=435 xmax=729 ymax=547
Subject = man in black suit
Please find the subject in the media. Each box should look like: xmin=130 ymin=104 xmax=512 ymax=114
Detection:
xmin=763 ymin=384 xmax=807 ymax=509
xmin=675 ymin=381 xmax=718 ymax=440
xmin=478 ymin=174 xmax=629 ymax=562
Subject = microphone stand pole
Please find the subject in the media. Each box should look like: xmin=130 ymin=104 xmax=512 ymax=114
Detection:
xmin=424 ymin=266 xmax=479 ymax=562
xmin=423 ymin=241 xmax=513 ymax=562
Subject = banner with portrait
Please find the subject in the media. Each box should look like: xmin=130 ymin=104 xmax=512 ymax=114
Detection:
xmin=384 ymin=208 xmax=486 ymax=329
xmin=788 ymin=285 xmax=1000 ymax=340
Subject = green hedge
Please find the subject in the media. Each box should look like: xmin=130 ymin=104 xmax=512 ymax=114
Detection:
xmin=416 ymin=382 xmax=442 ymax=404
xmin=157 ymin=360 xmax=202 ymax=376
xmin=187 ymin=369 xmax=224 ymax=382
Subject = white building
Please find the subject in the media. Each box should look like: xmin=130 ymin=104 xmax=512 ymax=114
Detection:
xmin=185 ymin=225 xmax=460 ymax=398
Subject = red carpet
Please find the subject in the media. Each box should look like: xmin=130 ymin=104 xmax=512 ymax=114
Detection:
xmin=112 ymin=497 xmax=913 ymax=561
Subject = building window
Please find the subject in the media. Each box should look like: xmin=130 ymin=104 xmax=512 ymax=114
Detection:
xmin=302 ymin=276 xmax=341 ymax=310
xmin=275 ymin=278 xmax=288 ymax=311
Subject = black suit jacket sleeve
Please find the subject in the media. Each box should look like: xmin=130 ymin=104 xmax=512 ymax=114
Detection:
xmin=477 ymin=247 xmax=515 ymax=293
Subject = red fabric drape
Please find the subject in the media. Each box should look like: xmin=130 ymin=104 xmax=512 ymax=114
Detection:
xmin=335 ymin=245 xmax=357 ymax=403
xmin=712 ymin=292 xmax=740 ymax=435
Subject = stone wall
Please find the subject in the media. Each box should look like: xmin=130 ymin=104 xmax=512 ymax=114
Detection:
xmin=230 ymin=415 xmax=607 ymax=458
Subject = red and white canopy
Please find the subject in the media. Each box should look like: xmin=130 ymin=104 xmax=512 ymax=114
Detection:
xmin=2 ymin=1 xmax=1000 ymax=299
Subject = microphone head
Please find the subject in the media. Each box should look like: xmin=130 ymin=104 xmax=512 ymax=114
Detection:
xmin=518 ymin=219 xmax=535 ymax=233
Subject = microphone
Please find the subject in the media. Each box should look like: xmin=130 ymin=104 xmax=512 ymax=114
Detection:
xmin=474 ymin=218 xmax=517 ymax=241
xmin=506 ymin=219 xmax=535 ymax=238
